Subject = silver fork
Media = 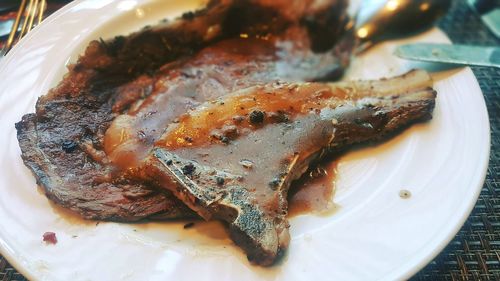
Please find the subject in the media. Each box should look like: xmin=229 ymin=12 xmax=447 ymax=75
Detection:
xmin=0 ymin=0 xmax=47 ymax=57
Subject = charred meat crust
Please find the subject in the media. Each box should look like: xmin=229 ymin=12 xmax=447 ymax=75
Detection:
xmin=141 ymin=149 xmax=290 ymax=266
xmin=140 ymin=70 xmax=436 ymax=265
xmin=16 ymin=111 xmax=196 ymax=221
xmin=14 ymin=0 xmax=435 ymax=267
xmin=14 ymin=0 xmax=235 ymax=221
xmin=15 ymin=0 xmax=355 ymax=221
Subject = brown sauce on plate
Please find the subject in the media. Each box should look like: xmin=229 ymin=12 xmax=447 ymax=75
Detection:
xmin=288 ymin=160 xmax=338 ymax=217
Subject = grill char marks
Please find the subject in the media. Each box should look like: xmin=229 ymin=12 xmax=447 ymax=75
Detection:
xmin=100 ymin=1 xmax=355 ymax=172
xmin=15 ymin=68 xmax=197 ymax=221
xmin=14 ymin=0 xmax=437 ymax=266
xmin=141 ymin=70 xmax=437 ymax=265
xmin=16 ymin=0 xmax=355 ymax=221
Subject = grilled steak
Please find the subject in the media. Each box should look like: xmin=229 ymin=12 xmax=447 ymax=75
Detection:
xmin=139 ymin=70 xmax=436 ymax=265
xmin=16 ymin=0 xmax=354 ymax=221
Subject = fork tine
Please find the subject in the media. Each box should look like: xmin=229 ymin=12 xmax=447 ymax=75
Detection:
xmin=38 ymin=0 xmax=47 ymax=25
xmin=26 ymin=0 xmax=40 ymax=33
xmin=18 ymin=0 xmax=38 ymax=39
xmin=17 ymin=0 xmax=35 ymax=42
xmin=1 ymin=0 xmax=47 ymax=57
xmin=2 ymin=0 xmax=28 ymax=55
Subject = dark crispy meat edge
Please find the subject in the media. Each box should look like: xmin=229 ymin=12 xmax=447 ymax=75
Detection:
xmin=143 ymin=74 xmax=437 ymax=266
xmin=13 ymin=0 xmax=235 ymax=221
xmin=16 ymin=114 xmax=197 ymax=221
xmin=14 ymin=0 xmax=355 ymax=222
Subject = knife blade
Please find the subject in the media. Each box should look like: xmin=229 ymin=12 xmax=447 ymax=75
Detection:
xmin=394 ymin=43 xmax=500 ymax=68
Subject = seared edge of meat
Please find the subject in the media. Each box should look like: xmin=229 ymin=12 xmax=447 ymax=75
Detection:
xmin=140 ymin=70 xmax=436 ymax=266
xmin=13 ymin=0 xmax=240 ymax=221
xmin=15 ymin=0 xmax=355 ymax=221
xmin=15 ymin=113 xmax=197 ymax=221
xmin=142 ymin=150 xmax=291 ymax=265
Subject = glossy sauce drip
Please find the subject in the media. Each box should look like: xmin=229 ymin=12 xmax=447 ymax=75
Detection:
xmin=288 ymin=161 xmax=338 ymax=217
xmin=158 ymin=83 xmax=347 ymax=149
xmin=103 ymin=37 xmax=279 ymax=170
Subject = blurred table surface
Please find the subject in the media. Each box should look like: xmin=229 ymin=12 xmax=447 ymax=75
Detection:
xmin=1 ymin=0 xmax=499 ymax=280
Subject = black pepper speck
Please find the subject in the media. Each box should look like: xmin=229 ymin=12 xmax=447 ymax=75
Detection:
xmin=249 ymin=110 xmax=265 ymax=124
xmin=216 ymin=176 xmax=225 ymax=185
xmin=268 ymin=178 xmax=280 ymax=190
xmin=62 ymin=140 xmax=78 ymax=153
xmin=182 ymin=163 xmax=195 ymax=175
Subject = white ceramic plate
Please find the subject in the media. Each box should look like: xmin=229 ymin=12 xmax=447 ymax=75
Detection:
xmin=0 ymin=1 xmax=490 ymax=280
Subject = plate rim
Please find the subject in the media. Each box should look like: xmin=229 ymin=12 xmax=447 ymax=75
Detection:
xmin=0 ymin=0 xmax=491 ymax=280
xmin=0 ymin=0 xmax=84 ymax=280
xmin=399 ymin=66 xmax=491 ymax=280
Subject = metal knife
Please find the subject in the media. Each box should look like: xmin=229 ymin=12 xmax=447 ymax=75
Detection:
xmin=394 ymin=43 xmax=500 ymax=68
